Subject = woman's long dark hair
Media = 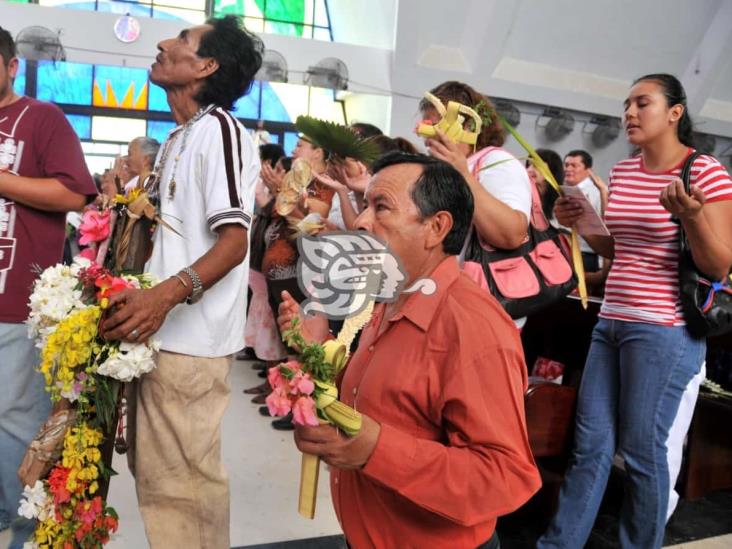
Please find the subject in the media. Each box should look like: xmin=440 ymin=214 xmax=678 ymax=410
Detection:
xmin=633 ymin=73 xmax=694 ymax=148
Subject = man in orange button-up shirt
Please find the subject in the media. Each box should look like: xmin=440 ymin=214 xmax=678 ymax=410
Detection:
xmin=279 ymin=152 xmax=541 ymax=548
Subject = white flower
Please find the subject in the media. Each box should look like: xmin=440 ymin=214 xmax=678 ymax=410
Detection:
xmin=18 ymin=481 xmax=52 ymax=521
xmin=26 ymin=262 xmax=86 ymax=347
xmin=97 ymin=340 xmax=159 ymax=382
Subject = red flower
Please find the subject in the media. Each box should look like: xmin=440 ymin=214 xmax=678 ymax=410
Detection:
xmin=95 ymin=274 xmax=133 ymax=301
xmin=48 ymin=466 xmax=72 ymax=505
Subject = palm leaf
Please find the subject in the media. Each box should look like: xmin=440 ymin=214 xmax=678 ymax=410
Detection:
xmin=295 ymin=116 xmax=382 ymax=164
xmin=496 ymin=112 xmax=588 ymax=308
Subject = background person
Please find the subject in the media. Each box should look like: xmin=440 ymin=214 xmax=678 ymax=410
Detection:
xmin=0 ymin=26 xmax=97 ymax=548
xmin=539 ymin=73 xmax=732 ymax=549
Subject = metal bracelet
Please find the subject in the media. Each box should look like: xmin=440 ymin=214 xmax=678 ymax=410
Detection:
xmin=172 ymin=273 xmax=189 ymax=288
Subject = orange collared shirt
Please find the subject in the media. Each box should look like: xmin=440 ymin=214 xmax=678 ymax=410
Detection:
xmin=331 ymin=256 xmax=541 ymax=549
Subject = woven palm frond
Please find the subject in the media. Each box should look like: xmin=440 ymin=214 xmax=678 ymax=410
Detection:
xmin=295 ymin=116 xmax=381 ymax=164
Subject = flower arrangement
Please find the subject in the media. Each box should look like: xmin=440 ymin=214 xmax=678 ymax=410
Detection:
xmin=267 ymin=305 xmax=373 ymax=519
xmin=19 ymin=423 xmax=119 ymax=548
xmin=19 ymin=198 xmax=160 ymax=548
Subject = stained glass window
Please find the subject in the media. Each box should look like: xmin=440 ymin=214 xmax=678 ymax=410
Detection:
xmin=233 ymin=81 xmax=261 ymax=119
xmin=147 ymin=120 xmax=176 ymax=144
xmin=37 ymin=61 xmax=93 ymax=105
xmin=93 ymin=65 xmax=149 ymax=110
xmin=148 ymin=82 xmax=171 ymax=112
xmin=263 ymin=82 xmax=306 ymax=122
xmin=13 ymin=58 xmax=26 ymax=95
xmin=65 ymin=114 xmax=92 ymax=140
xmin=283 ymin=131 xmax=299 ymax=155
xmin=213 ymin=0 xmax=332 ymax=40
xmin=37 ymin=0 xmax=207 ymax=23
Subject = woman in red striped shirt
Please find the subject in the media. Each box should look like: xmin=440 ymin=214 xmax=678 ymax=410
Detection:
xmin=539 ymin=74 xmax=732 ymax=549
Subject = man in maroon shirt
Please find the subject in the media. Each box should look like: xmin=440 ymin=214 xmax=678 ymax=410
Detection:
xmin=0 ymin=27 xmax=97 ymax=547
xmin=279 ymin=153 xmax=541 ymax=548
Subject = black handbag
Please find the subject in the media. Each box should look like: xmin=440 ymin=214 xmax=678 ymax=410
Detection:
xmin=464 ymin=157 xmax=577 ymax=319
xmin=677 ymin=151 xmax=732 ymax=338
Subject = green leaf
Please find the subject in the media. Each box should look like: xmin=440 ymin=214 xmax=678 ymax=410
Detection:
xmin=295 ymin=115 xmax=382 ymax=164
xmin=497 ymin=112 xmax=562 ymax=196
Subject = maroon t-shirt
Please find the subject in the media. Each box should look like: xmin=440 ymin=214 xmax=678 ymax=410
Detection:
xmin=0 ymin=96 xmax=97 ymax=323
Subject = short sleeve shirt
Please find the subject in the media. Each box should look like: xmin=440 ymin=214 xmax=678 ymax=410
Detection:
xmin=0 ymin=97 xmax=97 ymax=323
xmin=601 ymin=151 xmax=732 ymax=325
xmin=145 ymin=106 xmax=260 ymax=357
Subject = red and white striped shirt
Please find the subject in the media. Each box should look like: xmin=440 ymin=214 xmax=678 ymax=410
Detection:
xmin=601 ymin=150 xmax=732 ymax=326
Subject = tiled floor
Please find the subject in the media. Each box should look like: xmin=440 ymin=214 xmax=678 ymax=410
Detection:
xmin=105 ymin=359 xmax=342 ymax=548
xmin=1 ymin=358 xmax=730 ymax=549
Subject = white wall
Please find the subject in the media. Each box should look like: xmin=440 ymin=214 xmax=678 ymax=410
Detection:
xmin=328 ymin=0 xmax=397 ymax=50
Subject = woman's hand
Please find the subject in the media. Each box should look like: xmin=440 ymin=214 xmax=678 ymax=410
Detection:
xmin=553 ymin=196 xmax=584 ymax=228
xmin=660 ymin=178 xmax=705 ymax=220
xmin=314 ymin=171 xmax=347 ymax=193
xmin=588 ymin=169 xmax=609 ymax=214
xmin=425 ymin=129 xmax=470 ymax=179
xmin=332 ymin=161 xmax=370 ymax=194
xmin=261 ymin=161 xmax=285 ymax=194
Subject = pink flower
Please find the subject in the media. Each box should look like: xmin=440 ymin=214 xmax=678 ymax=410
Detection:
xmin=78 ymin=209 xmax=111 ymax=246
xmin=75 ymin=496 xmax=103 ymax=526
xmin=265 ymin=388 xmax=292 ymax=417
xmin=289 ymin=371 xmax=315 ymax=396
xmin=292 ymin=396 xmax=319 ymax=426
xmin=282 ymin=360 xmax=302 ymax=374
xmin=267 ymin=366 xmax=287 ymax=391
xmin=77 ymin=247 xmax=97 ymax=262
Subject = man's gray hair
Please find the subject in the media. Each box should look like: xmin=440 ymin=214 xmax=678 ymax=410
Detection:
xmin=133 ymin=136 xmax=161 ymax=169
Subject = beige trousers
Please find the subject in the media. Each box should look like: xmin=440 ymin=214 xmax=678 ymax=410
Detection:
xmin=126 ymin=351 xmax=232 ymax=549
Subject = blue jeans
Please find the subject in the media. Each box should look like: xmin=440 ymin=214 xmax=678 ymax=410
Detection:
xmin=537 ymin=318 xmax=705 ymax=549
xmin=0 ymin=323 xmax=51 ymax=549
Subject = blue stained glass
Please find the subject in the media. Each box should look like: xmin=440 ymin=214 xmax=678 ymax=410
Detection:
xmin=147 ymin=120 xmax=176 ymax=144
xmin=268 ymin=133 xmax=280 ymax=144
xmin=65 ymin=114 xmax=91 ymax=140
xmin=94 ymin=65 xmax=149 ymax=109
xmin=13 ymin=58 xmax=26 ymax=95
xmin=260 ymin=82 xmax=292 ymax=123
xmin=95 ymin=1 xmax=152 ymax=17
xmin=148 ymin=82 xmax=171 ymax=112
xmin=284 ymin=131 xmax=299 ymax=155
xmin=232 ymin=81 xmax=260 ymax=119
xmin=37 ymin=61 xmax=93 ymax=105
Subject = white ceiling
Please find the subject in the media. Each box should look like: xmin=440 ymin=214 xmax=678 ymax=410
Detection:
xmin=391 ymin=0 xmax=732 ymax=137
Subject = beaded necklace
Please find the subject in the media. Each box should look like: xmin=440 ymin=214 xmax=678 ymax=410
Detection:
xmin=147 ymin=104 xmax=212 ymax=201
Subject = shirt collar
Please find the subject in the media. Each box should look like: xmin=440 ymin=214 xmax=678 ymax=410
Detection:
xmin=390 ymin=256 xmax=461 ymax=332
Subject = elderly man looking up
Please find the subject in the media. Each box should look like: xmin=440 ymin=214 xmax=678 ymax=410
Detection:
xmin=278 ymin=153 xmax=541 ymax=549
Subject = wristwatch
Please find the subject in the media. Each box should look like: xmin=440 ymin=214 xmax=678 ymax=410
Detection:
xmin=180 ymin=267 xmax=204 ymax=304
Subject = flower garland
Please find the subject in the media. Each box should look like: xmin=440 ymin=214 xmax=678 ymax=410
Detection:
xmin=20 ymin=422 xmax=118 ymax=548
xmin=19 ymin=199 xmax=160 ymax=548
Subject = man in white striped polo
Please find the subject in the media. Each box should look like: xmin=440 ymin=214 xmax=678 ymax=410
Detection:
xmin=102 ymin=16 xmax=263 ymax=549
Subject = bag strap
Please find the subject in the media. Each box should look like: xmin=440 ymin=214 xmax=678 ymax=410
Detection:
xmin=677 ymin=151 xmax=702 ymax=253
xmin=469 ymin=147 xmax=549 ymax=230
